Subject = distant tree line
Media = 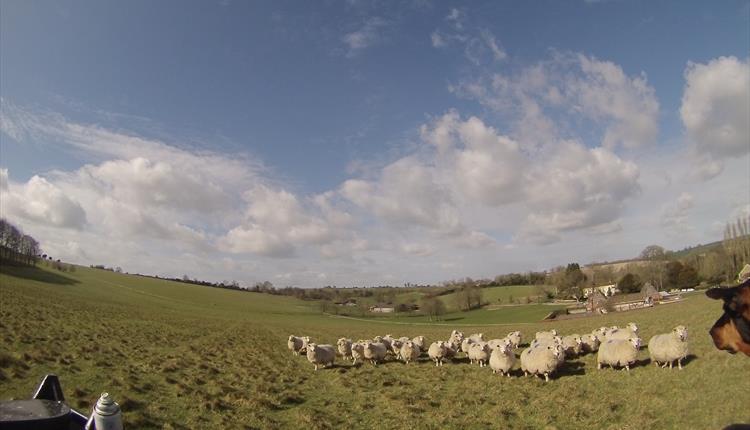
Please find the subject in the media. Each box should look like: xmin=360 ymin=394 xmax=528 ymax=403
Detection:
xmin=0 ymin=219 xmax=40 ymax=266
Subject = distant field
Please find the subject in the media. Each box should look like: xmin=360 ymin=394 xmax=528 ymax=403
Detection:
xmin=1 ymin=264 xmax=748 ymax=429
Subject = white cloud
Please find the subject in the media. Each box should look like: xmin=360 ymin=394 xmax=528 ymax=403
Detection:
xmin=342 ymin=17 xmax=387 ymax=57
xmin=517 ymin=141 xmax=640 ymax=244
xmin=481 ymin=29 xmax=507 ymax=61
xmin=451 ymin=52 xmax=659 ymax=150
xmin=660 ymin=192 xmax=695 ymax=235
xmin=431 ymin=31 xmax=446 ymax=48
xmin=680 ymin=56 xmax=749 ymax=179
xmin=1 ymin=171 xmax=87 ymax=230
xmin=340 ymin=156 xmax=462 ymax=234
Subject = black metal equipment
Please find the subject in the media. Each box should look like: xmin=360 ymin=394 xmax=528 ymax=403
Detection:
xmin=0 ymin=375 xmax=92 ymax=430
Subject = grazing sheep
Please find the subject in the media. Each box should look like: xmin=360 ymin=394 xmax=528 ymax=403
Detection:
xmin=597 ymin=337 xmax=641 ymax=371
xmin=504 ymin=331 xmax=522 ymax=349
xmin=412 ymin=336 xmax=426 ymax=352
xmin=444 ymin=343 xmax=457 ymax=360
xmin=448 ymin=330 xmax=465 ymax=351
xmin=337 ymin=338 xmax=353 ymax=360
xmin=400 ymin=341 xmax=421 ymax=364
xmin=593 ymin=327 xmax=611 ymax=339
xmin=520 ymin=344 xmax=563 ymax=382
xmin=487 ymin=338 xmax=511 ymax=351
xmin=562 ymin=334 xmax=583 ymax=357
xmin=468 ymin=333 xmax=485 ymax=342
xmin=535 ymin=330 xmax=558 ymax=341
xmin=461 ymin=338 xmax=475 ymax=355
xmin=428 ymin=341 xmax=449 ymax=366
xmin=606 ymin=323 xmax=639 ymax=341
xmin=377 ymin=335 xmax=393 ymax=351
xmin=648 ymin=326 xmax=689 ymax=369
xmin=489 ymin=343 xmax=516 ymax=377
xmin=580 ymin=334 xmax=601 ymax=353
xmin=363 ymin=341 xmax=388 ymax=366
xmin=306 ymin=343 xmax=336 ymax=371
xmin=531 ymin=335 xmax=562 ymax=349
xmin=389 ymin=338 xmax=404 ymax=359
xmin=351 ymin=341 xmax=365 ymax=365
xmin=288 ymin=335 xmax=310 ymax=356
xmin=468 ymin=342 xmax=491 ymax=367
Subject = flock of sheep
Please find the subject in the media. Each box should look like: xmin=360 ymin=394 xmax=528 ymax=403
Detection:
xmin=288 ymin=323 xmax=689 ymax=382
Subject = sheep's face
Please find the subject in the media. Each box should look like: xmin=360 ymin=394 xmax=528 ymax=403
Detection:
xmin=551 ymin=330 xmax=557 ymax=336
xmin=307 ymin=344 xmax=317 ymax=354
xmin=628 ymin=338 xmax=641 ymax=349
xmin=289 ymin=335 xmax=295 ymax=342
xmin=674 ymin=326 xmax=688 ymax=342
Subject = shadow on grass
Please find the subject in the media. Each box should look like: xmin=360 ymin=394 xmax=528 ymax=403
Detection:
xmin=642 ymin=354 xmax=698 ymax=369
xmin=556 ymin=360 xmax=586 ymax=377
xmin=0 ymin=264 xmax=79 ymax=285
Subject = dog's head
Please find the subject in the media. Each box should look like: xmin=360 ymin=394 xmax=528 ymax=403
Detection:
xmin=705 ymin=279 xmax=750 ymax=356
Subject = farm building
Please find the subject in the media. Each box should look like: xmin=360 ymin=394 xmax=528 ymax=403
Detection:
xmin=583 ymin=284 xmax=617 ymax=298
xmin=642 ymin=282 xmax=660 ymax=305
xmin=369 ymin=304 xmax=395 ymax=313
xmin=586 ymin=290 xmax=608 ymax=313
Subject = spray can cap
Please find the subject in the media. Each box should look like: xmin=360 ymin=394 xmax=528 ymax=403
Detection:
xmin=94 ymin=392 xmax=121 ymax=416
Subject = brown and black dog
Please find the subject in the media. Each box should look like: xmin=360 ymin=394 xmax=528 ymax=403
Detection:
xmin=705 ymin=278 xmax=750 ymax=356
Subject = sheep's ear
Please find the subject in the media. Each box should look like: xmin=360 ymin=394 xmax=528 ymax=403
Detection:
xmin=706 ymin=287 xmax=736 ymax=301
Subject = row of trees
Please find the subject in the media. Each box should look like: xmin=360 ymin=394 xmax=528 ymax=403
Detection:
xmin=0 ymin=219 xmax=41 ymax=266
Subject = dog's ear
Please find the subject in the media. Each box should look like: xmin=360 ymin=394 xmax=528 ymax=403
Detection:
xmin=707 ymin=287 xmax=736 ymax=301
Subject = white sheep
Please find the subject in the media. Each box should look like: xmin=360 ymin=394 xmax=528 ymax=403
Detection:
xmin=520 ymin=344 xmax=562 ymax=382
xmin=468 ymin=333 xmax=485 ymax=342
xmin=428 ymin=341 xmax=449 ymax=366
xmin=337 ymin=338 xmax=353 ymax=360
xmin=606 ymin=323 xmax=639 ymax=341
xmin=400 ymin=340 xmax=421 ymax=364
xmin=597 ymin=337 xmax=641 ymax=371
xmin=448 ymin=330 xmax=465 ymax=348
xmin=306 ymin=343 xmax=336 ymax=370
xmin=580 ymin=334 xmax=601 ymax=353
xmin=489 ymin=342 xmax=516 ymax=377
xmin=468 ymin=342 xmax=491 ymax=367
xmin=562 ymin=334 xmax=583 ymax=357
xmin=389 ymin=338 xmax=404 ymax=359
xmin=648 ymin=326 xmax=689 ymax=369
xmin=376 ymin=335 xmax=393 ymax=351
xmin=460 ymin=338 xmax=475 ymax=355
xmin=504 ymin=331 xmax=522 ymax=349
xmin=363 ymin=341 xmax=388 ymax=365
xmin=412 ymin=336 xmax=426 ymax=352
xmin=287 ymin=335 xmax=310 ymax=356
xmin=487 ymin=338 xmax=511 ymax=351
xmin=351 ymin=341 xmax=365 ymax=365
xmin=535 ymin=329 xmax=558 ymax=341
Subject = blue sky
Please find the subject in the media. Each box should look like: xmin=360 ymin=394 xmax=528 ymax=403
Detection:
xmin=1 ymin=0 xmax=748 ymax=287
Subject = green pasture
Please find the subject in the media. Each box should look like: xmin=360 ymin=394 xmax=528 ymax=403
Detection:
xmin=1 ymin=264 xmax=748 ymax=429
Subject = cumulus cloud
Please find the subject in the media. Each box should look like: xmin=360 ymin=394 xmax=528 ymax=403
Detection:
xmin=340 ymin=156 xmax=462 ymax=234
xmin=1 ymin=171 xmax=87 ymax=230
xmin=421 ymin=111 xmax=526 ymax=206
xmin=680 ymin=56 xmax=749 ymax=179
xmin=518 ymin=142 xmax=640 ymax=244
xmin=218 ymin=185 xmax=352 ymax=257
xmin=451 ymin=52 xmax=659 ymax=150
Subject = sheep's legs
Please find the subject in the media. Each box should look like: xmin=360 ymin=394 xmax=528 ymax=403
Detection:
xmin=678 ymin=358 xmax=683 ymax=370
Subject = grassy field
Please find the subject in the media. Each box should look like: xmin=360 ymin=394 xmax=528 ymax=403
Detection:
xmin=1 ymin=264 xmax=748 ymax=429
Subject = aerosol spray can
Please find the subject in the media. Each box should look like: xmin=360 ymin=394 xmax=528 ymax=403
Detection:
xmin=85 ymin=392 xmax=123 ymax=430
